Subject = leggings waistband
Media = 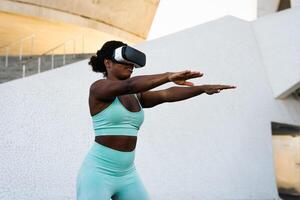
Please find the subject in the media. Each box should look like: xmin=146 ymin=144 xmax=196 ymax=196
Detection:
xmin=83 ymin=142 xmax=136 ymax=176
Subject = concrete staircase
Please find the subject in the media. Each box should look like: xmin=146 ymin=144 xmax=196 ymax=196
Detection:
xmin=0 ymin=53 xmax=92 ymax=83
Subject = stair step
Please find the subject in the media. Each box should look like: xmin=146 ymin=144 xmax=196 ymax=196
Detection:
xmin=0 ymin=53 xmax=92 ymax=84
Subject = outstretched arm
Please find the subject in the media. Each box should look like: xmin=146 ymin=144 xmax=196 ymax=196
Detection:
xmin=137 ymin=84 xmax=236 ymax=108
xmin=91 ymin=70 xmax=202 ymax=101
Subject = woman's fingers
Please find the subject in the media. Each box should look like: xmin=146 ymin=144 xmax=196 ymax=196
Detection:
xmin=188 ymin=72 xmax=203 ymax=79
xmin=183 ymin=81 xmax=194 ymax=86
xmin=172 ymin=71 xmax=190 ymax=79
xmin=169 ymin=70 xmax=203 ymax=84
xmin=181 ymin=70 xmax=191 ymax=75
xmin=218 ymin=85 xmax=236 ymax=90
xmin=180 ymin=71 xmax=203 ymax=79
xmin=213 ymin=85 xmax=236 ymax=93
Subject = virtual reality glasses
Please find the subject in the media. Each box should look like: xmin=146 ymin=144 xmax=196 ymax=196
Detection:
xmin=112 ymin=46 xmax=146 ymax=68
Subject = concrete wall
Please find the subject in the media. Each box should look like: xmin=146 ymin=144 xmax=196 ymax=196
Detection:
xmin=252 ymin=7 xmax=300 ymax=98
xmin=0 ymin=11 xmax=133 ymax=56
xmin=291 ymin=0 xmax=300 ymax=7
xmin=258 ymin=0 xmax=280 ymax=17
xmin=0 ymin=0 xmax=156 ymax=42
xmin=1 ymin=9 xmax=300 ymax=200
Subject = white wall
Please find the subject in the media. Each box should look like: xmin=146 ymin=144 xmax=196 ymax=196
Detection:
xmin=291 ymin=0 xmax=300 ymax=7
xmin=0 ymin=61 xmax=97 ymax=199
xmin=252 ymin=7 xmax=300 ymax=98
xmin=257 ymin=0 xmax=280 ymax=17
xmin=1 ymin=9 xmax=300 ymax=200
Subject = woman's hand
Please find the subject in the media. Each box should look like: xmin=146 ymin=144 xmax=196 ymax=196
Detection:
xmin=200 ymin=84 xmax=236 ymax=95
xmin=168 ymin=70 xmax=203 ymax=86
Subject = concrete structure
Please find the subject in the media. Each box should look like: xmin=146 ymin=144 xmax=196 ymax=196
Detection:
xmin=0 ymin=7 xmax=300 ymax=200
xmin=0 ymin=11 xmax=128 ymax=56
xmin=252 ymin=6 xmax=300 ymax=99
xmin=0 ymin=0 xmax=159 ymax=55
xmin=292 ymin=0 xmax=300 ymax=7
xmin=149 ymin=0 xmax=299 ymax=40
xmin=258 ymin=0 xmax=300 ymax=16
xmin=0 ymin=0 xmax=158 ymax=40
xmin=258 ymin=0 xmax=281 ymax=16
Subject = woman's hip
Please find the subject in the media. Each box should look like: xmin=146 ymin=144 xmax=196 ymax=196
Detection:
xmin=78 ymin=142 xmax=136 ymax=177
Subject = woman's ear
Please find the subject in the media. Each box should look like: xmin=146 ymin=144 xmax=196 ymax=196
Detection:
xmin=104 ymin=59 xmax=111 ymax=69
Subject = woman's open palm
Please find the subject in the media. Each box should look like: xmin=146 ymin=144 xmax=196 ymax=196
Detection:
xmin=201 ymin=84 xmax=236 ymax=95
xmin=168 ymin=70 xmax=203 ymax=86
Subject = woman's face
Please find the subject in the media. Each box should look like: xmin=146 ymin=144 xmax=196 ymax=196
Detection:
xmin=105 ymin=59 xmax=134 ymax=80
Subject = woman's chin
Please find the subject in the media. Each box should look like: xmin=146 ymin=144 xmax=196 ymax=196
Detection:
xmin=125 ymin=71 xmax=133 ymax=77
xmin=119 ymin=73 xmax=131 ymax=80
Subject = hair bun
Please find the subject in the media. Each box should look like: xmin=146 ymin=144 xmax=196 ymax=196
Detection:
xmin=88 ymin=40 xmax=127 ymax=76
xmin=88 ymin=55 xmax=102 ymax=73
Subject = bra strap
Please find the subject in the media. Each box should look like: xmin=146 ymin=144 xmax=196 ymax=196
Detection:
xmin=134 ymin=93 xmax=142 ymax=108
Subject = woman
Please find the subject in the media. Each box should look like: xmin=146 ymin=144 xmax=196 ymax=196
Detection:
xmin=76 ymin=40 xmax=236 ymax=200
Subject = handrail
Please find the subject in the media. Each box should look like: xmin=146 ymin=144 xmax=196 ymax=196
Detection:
xmin=1 ymin=34 xmax=86 ymax=82
xmin=0 ymin=34 xmax=35 ymax=50
xmin=0 ymin=34 xmax=35 ymax=67
xmin=21 ymin=34 xmax=85 ymax=77
xmin=41 ymin=38 xmax=75 ymax=56
xmin=23 ymin=34 xmax=84 ymax=64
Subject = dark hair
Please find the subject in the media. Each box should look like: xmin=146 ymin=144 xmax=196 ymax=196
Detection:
xmin=88 ymin=40 xmax=127 ymax=77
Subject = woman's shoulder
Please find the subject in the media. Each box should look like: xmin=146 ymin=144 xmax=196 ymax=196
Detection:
xmin=92 ymin=78 xmax=106 ymax=84
xmin=90 ymin=79 xmax=106 ymax=89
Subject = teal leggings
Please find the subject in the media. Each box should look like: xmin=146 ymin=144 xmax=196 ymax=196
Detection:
xmin=76 ymin=142 xmax=150 ymax=200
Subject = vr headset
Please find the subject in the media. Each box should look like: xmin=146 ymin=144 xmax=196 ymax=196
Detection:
xmin=112 ymin=46 xmax=146 ymax=68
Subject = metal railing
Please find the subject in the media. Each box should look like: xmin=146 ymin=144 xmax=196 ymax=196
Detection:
xmin=0 ymin=34 xmax=89 ymax=83
xmin=0 ymin=34 xmax=35 ymax=67
xmin=21 ymin=34 xmax=85 ymax=78
xmin=0 ymin=34 xmax=86 ymax=81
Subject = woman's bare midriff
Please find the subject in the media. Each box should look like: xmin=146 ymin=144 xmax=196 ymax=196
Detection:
xmin=90 ymin=93 xmax=141 ymax=152
xmin=95 ymin=135 xmax=137 ymax=152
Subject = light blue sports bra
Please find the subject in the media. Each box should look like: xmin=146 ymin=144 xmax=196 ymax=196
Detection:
xmin=92 ymin=94 xmax=144 ymax=136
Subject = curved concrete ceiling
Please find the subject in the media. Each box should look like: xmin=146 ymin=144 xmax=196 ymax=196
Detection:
xmin=0 ymin=0 xmax=159 ymax=40
xmin=0 ymin=0 xmax=159 ymax=55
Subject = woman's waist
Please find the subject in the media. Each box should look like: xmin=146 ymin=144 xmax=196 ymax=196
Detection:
xmin=95 ymin=135 xmax=137 ymax=152
xmin=85 ymin=141 xmax=136 ymax=169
